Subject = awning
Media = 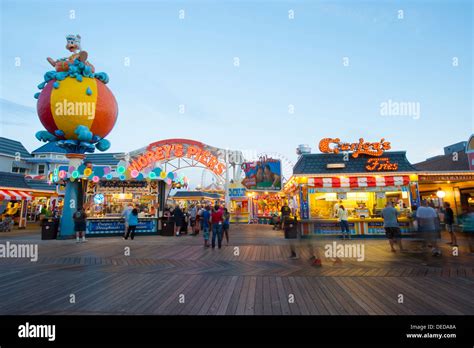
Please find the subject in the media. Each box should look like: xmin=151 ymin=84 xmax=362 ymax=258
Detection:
xmin=0 ymin=189 xmax=33 ymax=201
xmin=308 ymin=176 xmax=410 ymax=188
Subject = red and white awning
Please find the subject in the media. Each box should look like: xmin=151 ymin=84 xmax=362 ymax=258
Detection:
xmin=307 ymin=176 xmax=410 ymax=188
xmin=0 ymin=189 xmax=32 ymax=201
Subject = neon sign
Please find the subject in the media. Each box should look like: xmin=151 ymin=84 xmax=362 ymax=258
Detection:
xmin=128 ymin=142 xmax=226 ymax=176
xmin=319 ymin=138 xmax=391 ymax=158
xmin=365 ymin=157 xmax=398 ymax=171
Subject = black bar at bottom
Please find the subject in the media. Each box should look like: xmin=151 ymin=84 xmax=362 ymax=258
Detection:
xmin=0 ymin=315 xmax=472 ymax=346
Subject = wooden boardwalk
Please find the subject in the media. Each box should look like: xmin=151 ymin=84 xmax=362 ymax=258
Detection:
xmin=0 ymin=224 xmax=472 ymax=315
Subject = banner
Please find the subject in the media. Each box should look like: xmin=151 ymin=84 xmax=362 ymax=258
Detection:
xmin=241 ymin=158 xmax=282 ymax=191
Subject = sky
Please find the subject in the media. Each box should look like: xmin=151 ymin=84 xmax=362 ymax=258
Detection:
xmin=0 ymin=0 xmax=472 ymax=186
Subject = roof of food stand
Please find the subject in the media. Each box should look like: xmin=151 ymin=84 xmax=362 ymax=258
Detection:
xmin=84 ymin=153 xmax=124 ymax=166
xmin=292 ymin=151 xmax=417 ymax=175
xmin=0 ymin=172 xmax=57 ymax=193
xmin=0 ymin=171 xmax=32 ymax=189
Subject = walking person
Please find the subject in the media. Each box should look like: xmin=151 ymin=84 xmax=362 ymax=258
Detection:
xmin=222 ymin=208 xmax=230 ymax=246
xmin=124 ymin=208 xmax=138 ymax=240
xmin=189 ymin=204 xmax=197 ymax=236
xmin=285 ymin=215 xmax=299 ymax=259
xmin=336 ymin=205 xmax=350 ymax=239
xmin=416 ymin=200 xmax=441 ymax=257
xmin=280 ymin=201 xmax=291 ymax=230
xmin=73 ymin=207 xmax=87 ymax=243
xmin=381 ymin=201 xmax=403 ymax=252
xmin=173 ymin=205 xmax=184 ymax=236
xmin=444 ymin=202 xmax=457 ymax=246
xmin=121 ymin=203 xmax=133 ymax=237
xmin=211 ymin=204 xmax=224 ymax=249
xmin=194 ymin=204 xmax=201 ymax=236
xmin=202 ymin=205 xmax=211 ymax=247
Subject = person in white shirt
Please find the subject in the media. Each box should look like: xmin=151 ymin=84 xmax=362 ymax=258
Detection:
xmin=416 ymin=200 xmax=441 ymax=256
xmin=337 ymin=205 xmax=350 ymax=239
xmin=333 ymin=200 xmax=342 ymax=218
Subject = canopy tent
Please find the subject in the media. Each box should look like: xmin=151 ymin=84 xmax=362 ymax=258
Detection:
xmin=0 ymin=189 xmax=32 ymax=201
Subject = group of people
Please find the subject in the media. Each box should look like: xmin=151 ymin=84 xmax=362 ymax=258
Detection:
xmin=282 ymin=199 xmax=467 ymax=268
xmin=380 ymin=200 xmax=456 ymax=256
xmin=166 ymin=204 xmax=231 ymax=248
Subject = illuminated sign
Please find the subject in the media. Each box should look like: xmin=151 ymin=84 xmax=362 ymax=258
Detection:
xmin=229 ymin=188 xmax=246 ymax=198
xmin=94 ymin=193 xmax=105 ymax=204
xmin=365 ymin=158 xmax=399 ymax=171
xmin=326 ymin=163 xmax=346 ymax=169
xmin=418 ymin=174 xmax=474 ymax=182
xmin=319 ymin=138 xmax=391 ymax=158
xmin=128 ymin=141 xmax=226 ymax=176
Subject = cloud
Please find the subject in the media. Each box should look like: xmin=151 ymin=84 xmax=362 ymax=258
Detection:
xmin=0 ymin=98 xmax=36 ymax=126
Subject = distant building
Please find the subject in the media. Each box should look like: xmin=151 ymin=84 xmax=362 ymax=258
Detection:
xmin=414 ymin=139 xmax=474 ymax=218
xmin=0 ymin=137 xmax=32 ymax=174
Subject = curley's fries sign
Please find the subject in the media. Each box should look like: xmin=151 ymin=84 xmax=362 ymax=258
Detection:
xmin=319 ymin=138 xmax=391 ymax=158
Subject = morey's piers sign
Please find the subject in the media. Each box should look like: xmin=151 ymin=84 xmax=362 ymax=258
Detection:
xmin=126 ymin=139 xmax=245 ymax=180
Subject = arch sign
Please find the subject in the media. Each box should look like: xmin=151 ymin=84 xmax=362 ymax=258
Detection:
xmin=127 ymin=139 xmax=243 ymax=178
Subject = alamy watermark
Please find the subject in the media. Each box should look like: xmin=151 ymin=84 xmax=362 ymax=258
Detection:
xmin=324 ymin=241 xmax=365 ymax=261
xmin=18 ymin=322 xmax=55 ymax=341
xmin=55 ymin=100 xmax=96 ymax=120
xmin=380 ymin=99 xmax=420 ymax=120
xmin=0 ymin=242 xmax=38 ymax=262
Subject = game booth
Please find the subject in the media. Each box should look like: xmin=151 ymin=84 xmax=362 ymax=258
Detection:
xmin=0 ymin=188 xmax=33 ymax=230
xmin=288 ymin=138 xmax=420 ymax=237
xmin=241 ymin=158 xmax=284 ymax=224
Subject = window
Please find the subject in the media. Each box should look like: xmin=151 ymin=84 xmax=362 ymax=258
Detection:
xmin=38 ymin=164 xmax=45 ymax=175
xmin=12 ymin=167 xmax=26 ymax=174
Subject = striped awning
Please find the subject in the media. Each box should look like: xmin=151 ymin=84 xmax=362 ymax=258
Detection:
xmin=0 ymin=189 xmax=32 ymax=201
xmin=308 ymin=176 xmax=410 ymax=188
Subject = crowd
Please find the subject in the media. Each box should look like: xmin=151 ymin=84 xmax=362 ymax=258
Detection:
xmin=71 ymin=198 xmax=474 ymax=266
xmin=121 ymin=203 xmax=231 ymax=248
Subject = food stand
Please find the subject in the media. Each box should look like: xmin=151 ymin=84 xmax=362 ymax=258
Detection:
xmin=0 ymin=188 xmax=33 ymax=229
xmin=288 ymin=138 xmax=419 ymax=237
xmin=84 ymin=179 xmax=160 ymax=236
xmin=228 ymin=182 xmax=249 ymax=223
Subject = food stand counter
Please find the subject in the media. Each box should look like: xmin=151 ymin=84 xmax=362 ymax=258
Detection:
xmin=86 ymin=216 xmax=158 ymax=236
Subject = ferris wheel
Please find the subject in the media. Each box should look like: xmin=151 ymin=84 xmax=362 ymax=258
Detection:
xmin=200 ymin=168 xmax=224 ymax=189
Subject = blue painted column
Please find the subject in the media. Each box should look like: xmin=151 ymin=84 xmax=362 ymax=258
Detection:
xmin=58 ymin=154 xmax=85 ymax=239
xmin=59 ymin=180 xmax=82 ymax=239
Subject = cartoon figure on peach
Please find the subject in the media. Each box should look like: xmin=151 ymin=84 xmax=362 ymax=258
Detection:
xmin=35 ymin=34 xmax=118 ymax=154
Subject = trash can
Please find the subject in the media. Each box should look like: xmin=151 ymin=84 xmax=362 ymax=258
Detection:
xmin=160 ymin=218 xmax=175 ymax=236
xmin=283 ymin=216 xmax=298 ymax=240
xmin=41 ymin=219 xmax=58 ymax=240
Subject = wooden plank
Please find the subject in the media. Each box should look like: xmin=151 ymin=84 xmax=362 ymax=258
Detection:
xmin=216 ymin=276 xmax=239 ymax=315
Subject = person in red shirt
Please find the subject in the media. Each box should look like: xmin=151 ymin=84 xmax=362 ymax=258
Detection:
xmin=211 ymin=204 xmax=224 ymax=249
